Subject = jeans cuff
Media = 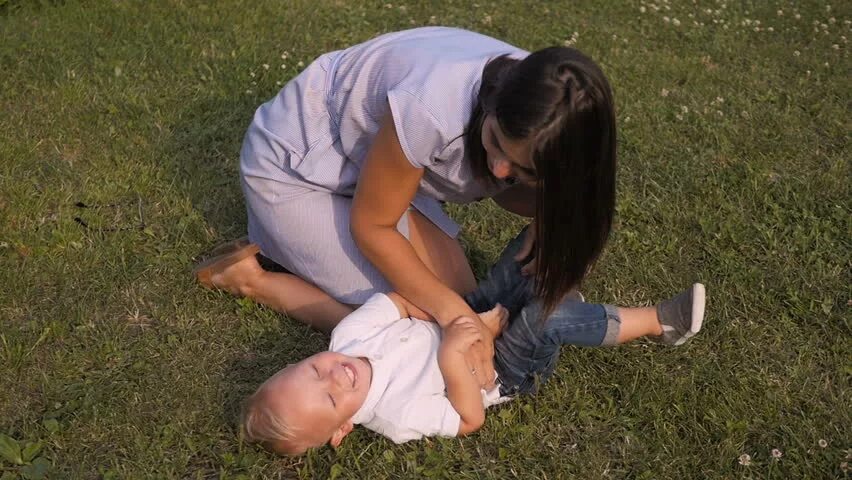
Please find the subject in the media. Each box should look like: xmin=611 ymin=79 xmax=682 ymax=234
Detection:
xmin=600 ymin=304 xmax=621 ymax=346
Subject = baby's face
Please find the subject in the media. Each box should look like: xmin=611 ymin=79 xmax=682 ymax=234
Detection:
xmin=263 ymin=351 xmax=372 ymax=450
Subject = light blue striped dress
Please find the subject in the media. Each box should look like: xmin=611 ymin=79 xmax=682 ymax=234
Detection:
xmin=240 ymin=27 xmax=528 ymax=303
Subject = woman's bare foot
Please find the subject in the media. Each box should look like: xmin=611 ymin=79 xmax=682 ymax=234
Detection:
xmin=194 ymin=242 xmax=264 ymax=296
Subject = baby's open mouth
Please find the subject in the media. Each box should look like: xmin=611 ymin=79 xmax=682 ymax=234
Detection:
xmin=343 ymin=363 xmax=356 ymax=387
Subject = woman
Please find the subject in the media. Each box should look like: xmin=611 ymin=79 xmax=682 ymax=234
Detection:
xmin=195 ymin=27 xmax=704 ymax=387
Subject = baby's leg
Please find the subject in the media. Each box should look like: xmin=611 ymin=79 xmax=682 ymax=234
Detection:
xmin=538 ymin=283 xmax=706 ymax=347
xmin=464 ymin=227 xmax=535 ymax=315
xmin=493 ymin=284 xmax=706 ymax=393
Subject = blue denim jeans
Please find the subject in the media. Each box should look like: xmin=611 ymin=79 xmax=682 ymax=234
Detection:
xmin=464 ymin=228 xmax=621 ymax=396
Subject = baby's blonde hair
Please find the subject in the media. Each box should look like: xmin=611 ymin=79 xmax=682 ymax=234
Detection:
xmin=241 ymin=384 xmax=304 ymax=455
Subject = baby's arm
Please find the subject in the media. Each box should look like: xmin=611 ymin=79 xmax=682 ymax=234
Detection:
xmin=438 ymin=317 xmax=486 ymax=435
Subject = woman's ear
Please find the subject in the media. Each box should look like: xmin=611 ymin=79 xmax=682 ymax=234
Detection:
xmin=329 ymin=421 xmax=354 ymax=448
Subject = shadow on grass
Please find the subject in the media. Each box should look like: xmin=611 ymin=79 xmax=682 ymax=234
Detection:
xmin=158 ymin=92 xmax=260 ymax=244
xmin=219 ymin=317 xmax=329 ymax=431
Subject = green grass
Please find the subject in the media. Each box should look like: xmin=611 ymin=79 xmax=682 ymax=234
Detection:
xmin=1 ymin=0 xmax=849 ymax=478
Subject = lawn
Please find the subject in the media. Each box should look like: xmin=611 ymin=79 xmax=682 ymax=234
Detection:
xmin=0 ymin=0 xmax=849 ymax=478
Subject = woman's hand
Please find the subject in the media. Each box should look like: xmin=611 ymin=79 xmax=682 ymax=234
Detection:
xmin=458 ymin=316 xmax=496 ymax=388
xmin=478 ymin=304 xmax=509 ymax=338
xmin=442 ymin=316 xmax=483 ymax=355
xmin=514 ymin=220 xmax=538 ymax=275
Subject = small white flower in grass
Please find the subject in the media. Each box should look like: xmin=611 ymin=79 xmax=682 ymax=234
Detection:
xmin=795 ymin=13 xmax=801 ymax=20
xmin=249 ymin=71 xmax=255 ymax=78
xmin=280 ymin=52 xmax=289 ymax=60
xmin=429 ymin=15 xmax=436 ymax=23
xmin=663 ymin=16 xmax=670 ymax=23
xmin=245 ymin=89 xmax=253 ymax=94
xmin=829 ymin=17 xmax=836 ymax=24
xmin=768 ymin=27 xmax=774 ymax=32
xmin=824 ymin=62 xmax=830 ymax=67
xmin=672 ymin=18 xmax=680 ymax=26
xmin=819 ymin=439 xmax=828 ymax=448
xmin=738 ymin=454 xmax=752 ymax=466
xmin=832 ymin=44 xmax=839 ymax=49
xmin=794 ymin=50 xmax=800 ymax=56
xmin=262 ymin=64 xmax=269 ymax=70
xmin=820 ymin=23 xmax=828 ymax=30
xmin=639 ymin=6 xmax=646 ymax=13
xmin=483 ymin=14 xmax=492 ymax=25
xmin=661 ymin=88 xmax=670 ymax=97
xmin=276 ymin=80 xmax=282 ymax=86
xmin=777 ymin=10 xmax=783 ymax=16
xmin=680 ymin=105 xmax=689 ymax=113
xmin=280 ymin=64 xmax=286 ymax=69
xmin=675 ymin=113 xmax=683 ymax=121
xmin=297 ymin=61 xmax=304 ymax=67
xmin=841 ymin=462 xmax=849 ymax=474
xmin=771 ymin=448 xmax=783 ymax=459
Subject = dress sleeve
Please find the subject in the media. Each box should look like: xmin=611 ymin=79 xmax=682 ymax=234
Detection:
xmin=367 ymin=395 xmax=461 ymax=444
xmin=387 ymin=88 xmax=448 ymax=169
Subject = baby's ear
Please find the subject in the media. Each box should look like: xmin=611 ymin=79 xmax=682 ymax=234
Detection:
xmin=329 ymin=420 xmax=354 ymax=448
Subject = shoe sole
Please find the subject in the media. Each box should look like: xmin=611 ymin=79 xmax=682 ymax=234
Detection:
xmin=673 ymin=283 xmax=705 ymax=346
xmin=207 ymin=236 xmax=249 ymax=258
xmin=193 ymin=243 xmax=260 ymax=289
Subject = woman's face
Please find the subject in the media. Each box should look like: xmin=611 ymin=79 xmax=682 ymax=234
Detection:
xmin=481 ymin=114 xmax=537 ymax=186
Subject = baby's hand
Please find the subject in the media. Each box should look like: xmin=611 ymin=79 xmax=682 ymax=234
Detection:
xmin=442 ymin=316 xmax=483 ymax=355
xmin=479 ymin=304 xmax=509 ymax=338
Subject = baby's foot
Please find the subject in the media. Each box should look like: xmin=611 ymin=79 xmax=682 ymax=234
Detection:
xmin=652 ymin=283 xmax=706 ymax=346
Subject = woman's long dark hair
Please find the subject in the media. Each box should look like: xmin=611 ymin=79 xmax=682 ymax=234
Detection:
xmin=466 ymin=47 xmax=617 ymax=320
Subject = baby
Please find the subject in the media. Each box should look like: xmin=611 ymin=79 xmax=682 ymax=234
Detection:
xmin=242 ymin=293 xmax=508 ymax=454
xmin=241 ymin=229 xmax=706 ymax=454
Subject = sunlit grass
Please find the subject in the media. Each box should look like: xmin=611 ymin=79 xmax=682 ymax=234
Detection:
xmin=1 ymin=0 xmax=848 ymax=478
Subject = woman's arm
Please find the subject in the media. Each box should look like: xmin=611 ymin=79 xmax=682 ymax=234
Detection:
xmin=350 ymin=111 xmax=479 ymax=327
xmin=350 ymin=109 xmax=496 ymax=387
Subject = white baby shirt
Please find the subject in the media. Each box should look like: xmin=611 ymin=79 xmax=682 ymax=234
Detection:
xmin=329 ymin=293 xmax=507 ymax=444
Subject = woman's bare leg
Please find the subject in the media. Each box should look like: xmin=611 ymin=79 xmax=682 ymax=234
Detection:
xmin=208 ymin=255 xmax=353 ymax=333
xmin=205 ymin=210 xmax=476 ymax=332
xmin=406 ymin=210 xmax=477 ymax=296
